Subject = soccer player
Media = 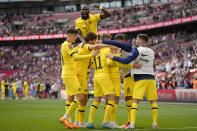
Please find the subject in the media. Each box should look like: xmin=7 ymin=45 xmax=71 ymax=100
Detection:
xmin=74 ymin=32 xmax=99 ymax=127
xmin=102 ymin=34 xmax=134 ymax=128
xmin=86 ymin=45 xmax=115 ymax=129
xmin=104 ymin=34 xmax=121 ymax=128
xmin=1 ymin=80 xmax=5 ymax=99
xmin=75 ymin=4 xmax=111 ymax=39
xmin=59 ymin=28 xmax=100 ymax=129
xmin=106 ymin=34 xmax=159 ymax=129
xmin=101 ymin=34 xmax=138 ymax=128
xmin=86 ymin=39 xmax=141 ymax=129
xmin=23 ymin=80 xmax=29 ymax=99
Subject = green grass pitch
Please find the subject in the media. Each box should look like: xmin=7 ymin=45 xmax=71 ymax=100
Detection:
xmin=0 ymin=99 xmax=197 ymax=131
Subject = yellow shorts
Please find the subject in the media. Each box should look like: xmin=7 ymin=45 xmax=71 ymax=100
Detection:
xmin=133 ymin=79 xmax=158 ymax=101
xmin=123 ymin=76 xmax=134 ymax=97
xmin=77 ymin=74 xmax=88 ymax=94
xmin=94 ymin=78 xmax=115 ymax=97
xmin=111 ymin=78 xmax=121 ymax=96
xmin=63 ymin=76 xmax=82 ymax=96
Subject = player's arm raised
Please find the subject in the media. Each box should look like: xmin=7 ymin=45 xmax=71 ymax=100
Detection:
xmin=72 ymin=49 xmax=100 ymax=60
xmin=93 ymin=4 xmax=111 ymax=19
xmin=106 ymin=48 xmax=139 ymax=64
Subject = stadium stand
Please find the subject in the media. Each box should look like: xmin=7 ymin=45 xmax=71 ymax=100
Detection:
xmin=0 ymin=0 xmax=197 ymax=36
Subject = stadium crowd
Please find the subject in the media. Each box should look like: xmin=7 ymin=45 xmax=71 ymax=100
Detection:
xmin=0 ymin=44 xmax=63 ymax=99
xmin=0 ymin=0 xmax=197 ymax=36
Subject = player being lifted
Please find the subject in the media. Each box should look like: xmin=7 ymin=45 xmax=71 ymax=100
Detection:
xmin=59 ymin=28 xmax=100 ymax=128
xmin=75 ymin=4 xmax=111 ymax=39
xmin=101 ymin=34 xmax=135 ymax=128
xmin=73 ymin=4 xmax=111 ymax=125
xmin=105 ymin=34 xmax=159 ymax=129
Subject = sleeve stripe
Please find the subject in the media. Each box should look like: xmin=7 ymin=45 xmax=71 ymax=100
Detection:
xmin=70 ymin=52 xmax=77 ymax=56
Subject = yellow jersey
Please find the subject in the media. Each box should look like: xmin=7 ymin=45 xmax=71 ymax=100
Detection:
xmin=93 ymin=48 xmax=111 ymax=79
xmin=40 ymin=83 xmax=44 ymax=92
xmin=61 ymin=41 xmax=92 ymax=78
xmin=24 ymin=81 xmax=28 ymax=89
xmin=75 ymin=14 xmax=101 ymax=38
xmin=61 ymin=41 xmax=79 ymax=78
xmin=107 ymin=48 xmax=121 ymax=79
xmin=1 ymin=80 xmax=5 ymax=89
xmin=75 ymin=42 xmax=91 ymax=75
xmin=12 ymin=82 xmax=17 ymax=91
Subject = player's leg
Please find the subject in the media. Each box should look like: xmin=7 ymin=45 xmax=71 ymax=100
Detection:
xmin=60 ymin=77 xmax=82 ymax=128
xmin=87 ymin=96 xmax=101 ymax=128
xmin=25 ymin=88 xmax=28 ymax=98
xmin=121 ymin=76 xmax=134 ymax=128
xmin=127 ymin=99 xmax=140 ymax=129
xmin=1 ymin=87 xmax=5 ymax=99
xmin=110 ymin=78 xmax=121 ymax=128
xmin=127 ymin=80 xmax=147 ymax=129
xmin=146 ymin=80 xmax=159 ymax=128
xmin=76 ymin=73 xmax=89 ymax=127
xmin=101 ymin=79 xmax=115 ymax=129
xmin=87 ymin=78 xmax=102 ymax=128
xmin=102 ymin=94 xmax=115 ymax=129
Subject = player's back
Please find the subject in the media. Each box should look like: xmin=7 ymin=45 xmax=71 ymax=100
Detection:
xmin=61 ymin=41 xmax=78 ymax=78
xmin=93 ymin=48 xmax=111 ymax=79
xmin=75 ymin=42 xmax=91 ymax=74
xmin=108 ymin=48 xmax=120 ymax=78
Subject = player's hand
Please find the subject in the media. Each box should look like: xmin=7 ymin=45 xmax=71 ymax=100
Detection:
xmin=93 ymin=4 xmax=100 ymax=9
xmin=91 ymin=49 xmax=100 ymax=57
xmin=133 ymin=61 xmax=142 ymax=69
xmin=96 ymin=40 xmax=102 ymax=44
xmin=106 ymin=54 xmax=114 ymax=59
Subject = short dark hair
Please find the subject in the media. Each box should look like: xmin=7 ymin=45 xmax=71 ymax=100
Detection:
xmin=84 ymin=32 xmax=97 ymax=42
xmin=123 ymin=34 xmax=128 ymax=41
xmin=66 ymin=28 xmax=79 ymax=34
xmin=137 ymin=34 xmax=148 ymax=42
xmin=100 ymin=33 xmax=111 ymax=40
xmin=114 ymin=34 xmax=126 ymax=40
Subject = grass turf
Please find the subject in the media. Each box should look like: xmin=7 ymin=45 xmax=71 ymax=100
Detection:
xmin=0 ymin=99 xmax=197 ymax=131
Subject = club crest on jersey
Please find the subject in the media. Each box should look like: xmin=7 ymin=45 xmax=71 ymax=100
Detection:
xmin=114 ymin=49 xmax=118 ymax=53
xmin=68 ymin=44 xmax=73 ymax=49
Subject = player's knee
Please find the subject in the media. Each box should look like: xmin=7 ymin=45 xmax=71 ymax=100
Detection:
xmin=151 ymin=102 xmax=158 ymax=109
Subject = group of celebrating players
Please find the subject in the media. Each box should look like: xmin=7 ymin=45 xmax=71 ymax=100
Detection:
xmin=59 ymin=4 xmax=159 ymax=129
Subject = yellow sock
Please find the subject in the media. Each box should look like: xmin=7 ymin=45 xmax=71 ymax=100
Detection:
xmin=130 ymin=103 xmax=138 ymax=123
xmin=66 ymin=99 xmax=80 ymax=117
xmin=75 ymin=106 xmax=79 ymax=122
xmin=111 ymin=104 xmax=117 ymax=122
xmin=78 ymin=106 xmax=86 ymax=123
xmin=65 ymin=101 xmax=72 ymax=119
xmin=151 ymin=103 xmax=158 ymax=123
xmin=126 ymin=100 xmax=132 ymax=122
xmin=103 ymin=101 xmax=114 ymax=123
xmin=65 ymin=101 xmax=71 ymax=111
xmin=88 ymin=101 xmax=100 ymax=123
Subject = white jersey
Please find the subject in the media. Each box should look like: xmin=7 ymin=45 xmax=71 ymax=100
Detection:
xmin=120 ymin=50 xmax=133 ymax=76
xmin=132 ymin=46 xmax=154 ymax=75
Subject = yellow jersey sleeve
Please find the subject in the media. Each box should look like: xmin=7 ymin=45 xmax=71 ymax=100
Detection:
xmin=93 ymin=14 xmax=101 ymax=22
xmin=115 ymin=61 xmax=133 ymax=68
